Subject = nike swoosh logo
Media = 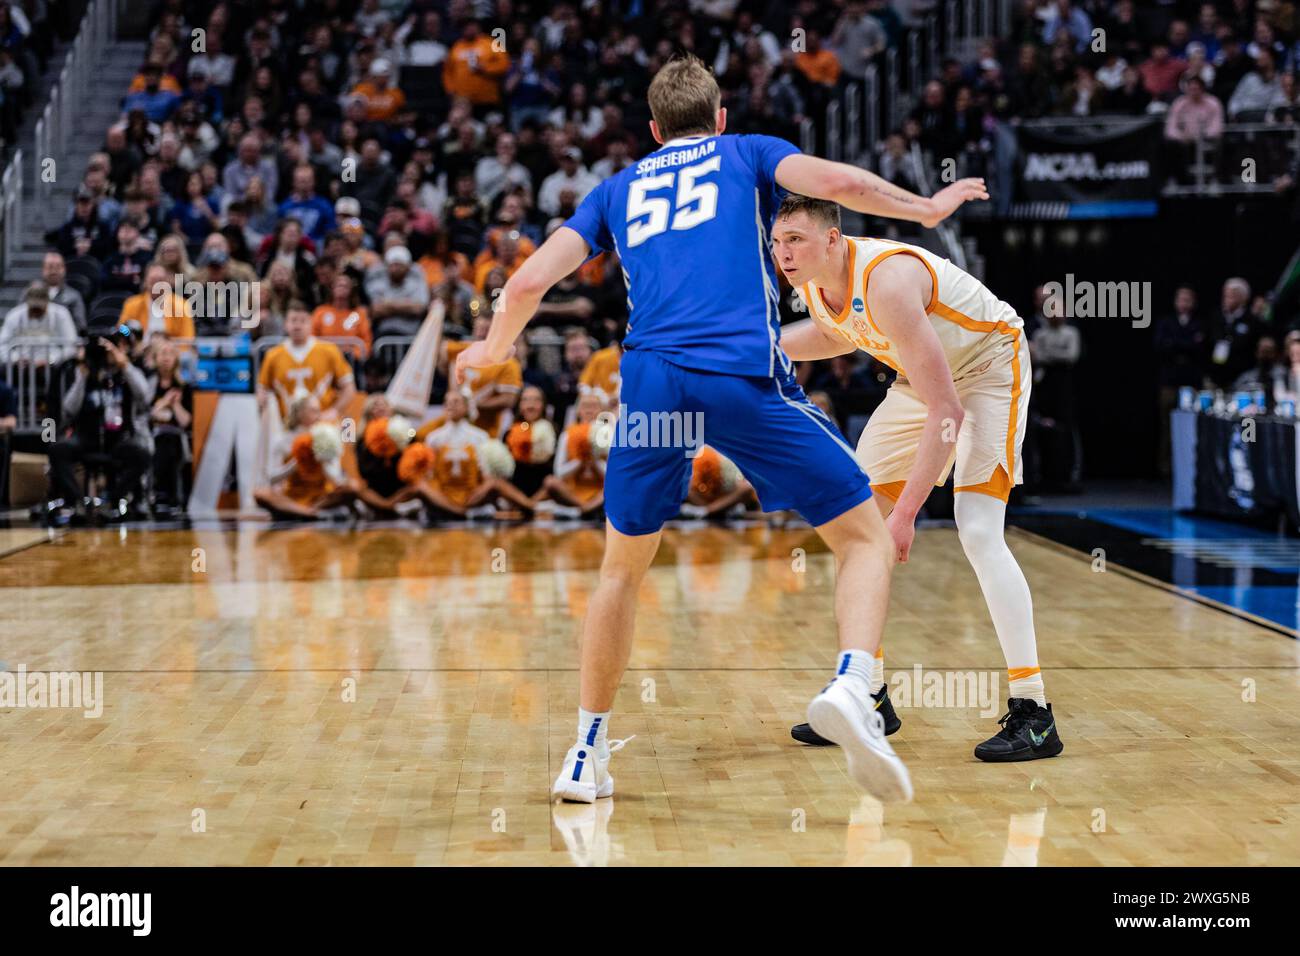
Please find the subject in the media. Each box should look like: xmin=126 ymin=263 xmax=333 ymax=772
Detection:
xmin=1028 ymin=723 xmax=1054 ymax=747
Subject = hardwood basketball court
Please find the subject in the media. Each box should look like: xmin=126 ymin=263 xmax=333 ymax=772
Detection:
xmin=1 ymin=522 xmax=1296 ymax=866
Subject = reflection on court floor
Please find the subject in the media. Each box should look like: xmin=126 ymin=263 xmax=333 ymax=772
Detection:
xmin=0 ymin=523 xmax=1297 ymax=865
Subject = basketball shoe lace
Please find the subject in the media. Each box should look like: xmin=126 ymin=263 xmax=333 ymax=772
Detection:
xmin=992 ymin=701 xmax=1033 ymax=741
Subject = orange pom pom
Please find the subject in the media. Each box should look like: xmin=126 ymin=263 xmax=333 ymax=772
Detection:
xmin=397 ymin=443 xmax=435 ymax=484
xmin=291 ymin=432 xmax=324 ymax=481
xmin=506 ymin=421 xmax=532 ymax=462
xmin=364 ymin=418 xmax=399 ymax=459
xmin=566 ymin=422 xmax=593 ymax=462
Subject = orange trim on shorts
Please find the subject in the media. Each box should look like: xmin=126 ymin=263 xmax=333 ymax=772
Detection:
xmin=930 ymin=300 xmax=1023 ymax=482
xmin=871 ymin=480 xmax=906 ymax=501
xmin=955 ymin=464 xmax=1013 ymax=502
xmin=1007 ymin=666 xmax=1041 ymax=681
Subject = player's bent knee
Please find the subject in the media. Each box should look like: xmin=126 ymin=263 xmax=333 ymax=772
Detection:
xmin=955 ymin=514 xmax=1006 ymax=559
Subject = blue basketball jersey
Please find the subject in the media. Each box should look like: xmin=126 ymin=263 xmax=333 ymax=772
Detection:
xmin=562 ymin=133 xmax=799 ymax=378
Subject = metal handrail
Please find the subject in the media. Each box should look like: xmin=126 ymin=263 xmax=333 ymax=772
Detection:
xmin=0 ymin=338 xmax=79 ymax=434
xmin=0 ymin=149 xmax=22 ymax=282
xmin=28 ymin=0 xmax=120 ymax=229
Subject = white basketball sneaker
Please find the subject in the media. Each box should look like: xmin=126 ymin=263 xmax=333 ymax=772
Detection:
xmin=551 ymin=736 xmax=635 ymax=803
xmin=807 ymin=679 xmax=913 ymax=803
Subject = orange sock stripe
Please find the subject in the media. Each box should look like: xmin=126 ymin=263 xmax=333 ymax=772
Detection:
xmin=874 ymin=646 xmax=885 ymax=660
xmin=1007 ymin=666 xmax=1041 ymax=682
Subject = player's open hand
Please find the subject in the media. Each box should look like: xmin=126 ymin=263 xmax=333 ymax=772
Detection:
xmin=885 ymin=509 xmax=916 ymax=563
xmin=454 ymin=340 xmax=515 ymax=385
xmin=922 ymin=178 xmax=989 ymax=228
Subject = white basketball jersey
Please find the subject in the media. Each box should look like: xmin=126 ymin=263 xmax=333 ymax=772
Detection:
xmin=794 ymin=237 xmax=1023 ymax=381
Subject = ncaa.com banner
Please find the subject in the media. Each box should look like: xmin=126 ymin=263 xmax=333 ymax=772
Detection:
xmin=1017 ymin=116 xmax=1162 ymax=216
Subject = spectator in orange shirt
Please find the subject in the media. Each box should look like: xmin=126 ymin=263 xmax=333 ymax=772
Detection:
xmin=127 ymin=61 xmax=184 ymax=95
xmin=312 ymin=275 xmax=373 ymax=358
xmin=119 ymin=264 xmax=195 ymax=341
xmin=796 ymin=29 xmax=843 ymax=87
xmin=473 ymin=231 xmax=530 ymax=292
xmin=351 ymin=59 xmax=408 ymax=123
xmin=419 ymin=233 xmax=473 ymax=288
xmin=443 ymin=20 xmax=511 ymax=107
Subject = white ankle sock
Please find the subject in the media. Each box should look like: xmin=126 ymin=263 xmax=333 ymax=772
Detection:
xmin=577 ymin=708 xmax=609 ymax=750
xmin=834 ymin=650 xmax=876 ymax=697
xmin=1008 ymin=670 xmax=1046 ymax=707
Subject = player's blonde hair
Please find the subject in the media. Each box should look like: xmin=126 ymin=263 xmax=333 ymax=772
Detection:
xmin=777 ymin=194 xmax=841 ymax=231
xmin=647 ymin=54 xmax=721 ymax=141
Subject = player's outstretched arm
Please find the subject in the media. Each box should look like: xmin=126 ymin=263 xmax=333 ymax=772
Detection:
xmin=774 ymin=154 xmax=988 ymax=228
xmin=455 ymin=226 xmax=591 ymax=384
xmin=780 ymin=318 xmax=856 ymax=361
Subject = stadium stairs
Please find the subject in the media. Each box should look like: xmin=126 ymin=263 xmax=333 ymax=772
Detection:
xmin=2 ymin=35 xmax=144 ymax=309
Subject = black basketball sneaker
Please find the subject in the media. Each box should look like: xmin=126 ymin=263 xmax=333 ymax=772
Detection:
xmin=791 ymin=684 xmax=900 ymax=745
xmin=974 ymin=698 xmax=1064 ymax=762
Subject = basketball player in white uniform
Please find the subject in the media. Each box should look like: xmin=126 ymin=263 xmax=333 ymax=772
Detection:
xmin=773 ymin=194 xmax=1063 ymax=762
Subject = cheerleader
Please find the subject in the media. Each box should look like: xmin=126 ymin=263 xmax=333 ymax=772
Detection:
xmin=416 ymin=390 xmax=537 ymax=518
xmin=533 ymin=389 xmax=607 ymax=517
xmin=682 ymin=445 xmax=758 ymax=519
xmin=254 ymin=395 xmax=360 ymax=519
xmin=355 ymin=393 xmax=469 ymax=518
xmin=503 ymin=385 xmax=557 ymax=498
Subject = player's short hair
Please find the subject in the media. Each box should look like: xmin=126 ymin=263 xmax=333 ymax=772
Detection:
xmin=777 ymin=194 xmax=841 ymax=232
xmin=286 ymin=298 xmax=311 ymax=315
xmin=648 ymin=54 xmax=721 ymax=141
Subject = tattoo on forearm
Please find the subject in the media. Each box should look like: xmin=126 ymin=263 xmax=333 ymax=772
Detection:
xmin=869 ymin=184 xmax=916 ymax=205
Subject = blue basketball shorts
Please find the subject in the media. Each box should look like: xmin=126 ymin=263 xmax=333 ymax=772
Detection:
xmin=603 ymin=349 xmax=873 ymax=536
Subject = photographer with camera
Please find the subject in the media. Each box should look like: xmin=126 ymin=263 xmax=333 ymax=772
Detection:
xmin=43 ymin=325 xmax=155 ymax=523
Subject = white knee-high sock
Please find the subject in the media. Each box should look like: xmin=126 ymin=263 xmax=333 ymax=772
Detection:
xmin=954 ymin=492 xmax=1045 ymax=706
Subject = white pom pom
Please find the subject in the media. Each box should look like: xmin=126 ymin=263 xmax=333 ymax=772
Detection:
xmin=386 ymin=414 xmax=414 ymax=449
xmin=718 ymin=452 xmax=741 ymax=493
xmin=478 ymin=438 xmax=516 ymax=478
xmin=528 ymin=419 xmax=556 ymax=463
xmin=310 ymin=422 xmax=343 ymax=463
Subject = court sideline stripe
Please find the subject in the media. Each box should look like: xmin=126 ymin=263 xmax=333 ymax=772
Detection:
xmin=1008 ymin=525 xmax=1300 ymax=640
xmin=0 ymin=531 xmax=60 ymax=561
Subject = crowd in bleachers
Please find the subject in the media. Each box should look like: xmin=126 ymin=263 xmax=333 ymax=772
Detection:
xmin=0 ymin=0 xmax=62 ymax=149
xmin=3 ymin=1 xmax=1299 ymax=522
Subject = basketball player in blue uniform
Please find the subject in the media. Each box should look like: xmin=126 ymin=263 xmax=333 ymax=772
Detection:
xmin=457 ymin=55 xmax=987 ymax=804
